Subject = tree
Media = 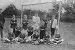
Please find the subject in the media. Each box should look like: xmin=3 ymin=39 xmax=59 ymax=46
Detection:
xmin=2 ymin=4 xmax=20 ymax=17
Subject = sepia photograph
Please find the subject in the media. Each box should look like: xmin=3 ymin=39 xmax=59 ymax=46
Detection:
xmin=0 ymin=0 xmax=75 ymax=50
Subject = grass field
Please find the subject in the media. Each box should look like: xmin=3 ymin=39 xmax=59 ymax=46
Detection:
xmin=0 ymin=18 xmax=75 ymax=50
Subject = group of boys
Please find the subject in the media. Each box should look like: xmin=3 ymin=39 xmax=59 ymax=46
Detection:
xmin=4 ymin=14 xmax=63 ymax=45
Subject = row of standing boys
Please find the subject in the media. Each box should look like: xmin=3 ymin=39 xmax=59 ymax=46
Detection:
xmin=4 ymin=13 xmax=63 ymax=44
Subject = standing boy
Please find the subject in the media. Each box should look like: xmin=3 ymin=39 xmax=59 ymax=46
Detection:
xmin=50 ymin=15 xmax=58 ymax=39
xmin=22 ymin=15 xmax=28 ymax=30
xmin=32 ymin=13 xmax=40 ymax=31
xmin=10 ymin=15 xmax=17 ymax=34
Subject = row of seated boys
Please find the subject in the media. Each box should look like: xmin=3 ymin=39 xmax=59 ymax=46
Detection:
xmin=4 ymin=26 xmax=63 ymax=45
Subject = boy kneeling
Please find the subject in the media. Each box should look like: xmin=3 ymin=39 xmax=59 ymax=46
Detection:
xmin=14 ymin=28 xmax=28 ymax=43
xmin=4 ymin=28 xmax=15 ymax=43
xmin=32 ymin=30 xmax=40 ymax=45
xmin=43 ymin=32 xmax=50 ymax=44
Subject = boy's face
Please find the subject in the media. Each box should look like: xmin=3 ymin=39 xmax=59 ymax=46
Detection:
xmin=52 ymin=15 xmax=55 ymax=20
xmin=24 ymin=15 xmax=27 ymax=19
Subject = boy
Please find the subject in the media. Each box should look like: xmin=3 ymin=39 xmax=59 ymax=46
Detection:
xmin=50 ymin=15 xmax=57 ymax=39
xmin=25 ymin=26 xmax=33 ymax=42
xmin=32 ymin=30 xmax=40 ymax=45
xmin=22 ymin=15 xmax=28 ymax=30
xmin=4 ymin=28 xmax=15 ymax=43
xmin=12 ymin=26 xmax=21 ymax=43
xmin=40 ymin=19 xmax=48 ymax=42
xmin=40 ymin=21 xmax=46 ymax=42
xmin=18 ymin=29 xmax=28 ymax=43
xmin=10 ymin=15 xmax=17 ymax=34
xmin=15 ymin=26 xmax=21 ymax=38
xmin=43 ymin=32 xmax=50 ymax=44
xmin=32 ymin=13 xmax=40 ymax=31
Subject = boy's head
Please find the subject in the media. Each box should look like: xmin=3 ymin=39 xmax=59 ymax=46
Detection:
xmin=52 ymin=15 xmax=55 ymax=20
xmin=28 ymin=26 xmax=33 ymax=31
xmin=12 ymin=15 xmax=16 ymax=20
xmin=24 ymin=15 xmax=27 ymax=19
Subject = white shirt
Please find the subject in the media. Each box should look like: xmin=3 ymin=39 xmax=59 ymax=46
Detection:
xmin=32 ymin=16 xmax=40 ymax=24
xmin=50 ymin=19 xmax=57 ymax=28
xmin=32 ymin=16 xmax=40 ymax=30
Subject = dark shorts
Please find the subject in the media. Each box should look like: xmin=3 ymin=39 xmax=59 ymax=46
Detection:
xmin=40 ymin=30 xmax=45 ymax=39
xmin=15 ymin=31 xmax=21 ymax=37
xmin=51 ymin=28 xmax=55 ymax=37
xmin=28 ymin=31 xmax=33 ymax=36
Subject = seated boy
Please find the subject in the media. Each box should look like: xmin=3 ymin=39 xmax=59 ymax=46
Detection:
xmin=14 ymin=26 xmax=21 ymax=38
xmin=4 ymin=28 xmax=15 ymax=43
xmin=43 ymin=32 xmax=50 ymax=44
xmin=19 ymin=29 xmax=28 ymax=43
xmin=12 ymin=26 xmax=21 ymax=43
xmin=50 ymin=34 xmax=64 ymax=44
xmin=13 ymin=28 xmax=28 ymax=43
xmin=25 ymin=26 xmax=33 ymax=42
xmin=32 ymin=30 xmax=40 ymax=45
xmin=40 ymin=24 xmax=46 ymax=42
xmin=28 ymin=26 xmax=33 ymax=36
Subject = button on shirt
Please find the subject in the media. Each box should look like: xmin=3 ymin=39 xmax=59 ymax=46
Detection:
xmin=50 ymin=19 xmax=57 ymax=28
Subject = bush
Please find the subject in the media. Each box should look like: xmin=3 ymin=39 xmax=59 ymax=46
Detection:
xmin=61 ymin=14 xmax=75 ymax=22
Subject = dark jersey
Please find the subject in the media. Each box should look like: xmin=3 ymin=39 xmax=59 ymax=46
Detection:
xmin=28 ymin=31 xmax=33 ymax=36
xmin=10 ymin=19 xmax=17 ymax=28
xmin=15 ymin=30 xmax=21 ymax=37
xmin=33 ymin=34 xmax=39 ymax=39
xmin=22 ymin=20 xmax=28 ymax=30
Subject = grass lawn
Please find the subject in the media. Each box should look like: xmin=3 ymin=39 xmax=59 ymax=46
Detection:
xmin=0 ymin=18 xmax=75 ymax=50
